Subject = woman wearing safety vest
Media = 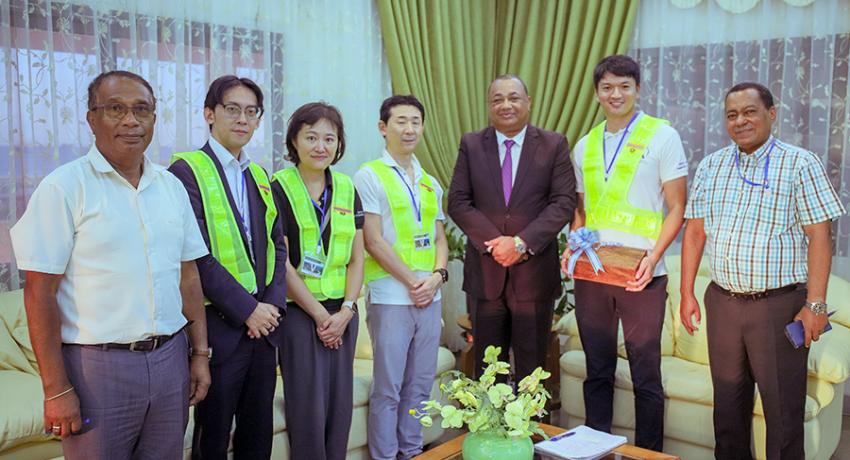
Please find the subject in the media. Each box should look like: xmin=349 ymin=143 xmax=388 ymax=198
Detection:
xmin=270 ymin=102 xmax=364 ymax=460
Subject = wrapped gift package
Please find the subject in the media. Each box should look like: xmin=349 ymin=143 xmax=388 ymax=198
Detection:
xmin=571 ymin=245 xmax=647 ymax=288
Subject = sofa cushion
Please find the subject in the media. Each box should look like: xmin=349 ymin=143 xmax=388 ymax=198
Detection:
xmin=354 ymin=296 xmax=373 ymax=360
xmin=825 ymin=273 xmax=850 ymax=329
xmin=0 ymin=290 xmax=39 ymax=376
xmin=806 ymin=325 xmax=850 ymax=384
xmin=667 ymin=271 xmax=711 ymax=366
xmin=0 ymin=371 xmax=49 ymax=451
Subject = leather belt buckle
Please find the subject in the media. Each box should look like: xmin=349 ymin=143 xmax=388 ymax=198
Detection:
xmin=129 ymin=337 xmax=160 ymax=352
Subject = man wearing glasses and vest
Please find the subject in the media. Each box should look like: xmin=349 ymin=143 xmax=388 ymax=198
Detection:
xmin=353 ymin=95 xmax=449 ymax=460
xmin=169 ymin=75 xmax=287 ymax=460
xmin=565 ymin=55 xmax=688 ymax=451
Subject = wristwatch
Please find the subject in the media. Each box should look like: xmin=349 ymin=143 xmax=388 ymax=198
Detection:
xmin=342 ymin=300 xmax=358 ymax=315
xmin=805 ymin=300 xmax=828 ymax=316
xmin=191 ymin=347 xmax=213 ymax=359
xmin=433 ymin=268 xmax=449 ymax=283
xmin=513 ymin=236 xmax=527 ymax=255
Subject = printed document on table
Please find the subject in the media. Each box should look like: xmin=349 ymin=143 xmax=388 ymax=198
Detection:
xmin=534 ymin=425 xmax=627 ymax=460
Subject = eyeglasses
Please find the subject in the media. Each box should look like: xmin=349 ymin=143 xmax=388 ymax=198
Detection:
xmin=219 ymin=103 xmax=263 ymax=120
xmin=90 ymin=103 xmax=156 ymax=121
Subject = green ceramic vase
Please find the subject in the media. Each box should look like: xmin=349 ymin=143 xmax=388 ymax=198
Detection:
xmin=461 ymin=430 xmax=533 ymax=460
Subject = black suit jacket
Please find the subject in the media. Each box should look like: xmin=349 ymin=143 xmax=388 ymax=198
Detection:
xmin=169 ymin=143 xmax=287 ymax=362
xmin=448 ymin=125 xmax=576 ymax=302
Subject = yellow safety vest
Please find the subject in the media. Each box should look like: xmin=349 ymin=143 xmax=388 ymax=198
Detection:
xmin=171 ymin=151 xmax=277 ymax=297
xmin=583 ymin=114 xmax=667 ymax=239
xmin=273 ymin=168 xmax=355 ymax=300
xmin=361 ymin=160 xmax=437 ymax=283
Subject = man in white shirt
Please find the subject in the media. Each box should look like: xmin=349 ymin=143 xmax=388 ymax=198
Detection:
xmin=10 ymin=70 xmax=211 ymax=460
xmin=567 ymin=55 xmax=688 ymax=451
xmin=353 ymin=95 xmax=448 ymax=460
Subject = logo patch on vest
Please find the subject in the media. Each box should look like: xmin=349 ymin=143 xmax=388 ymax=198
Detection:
xmin=257 ymin=183 xmax=271 ymax=193
xmin=333 ymin=206 xmax=352 ymax=215
xmin=626 ymin=142 xmax=645 ymax=151
xmin=421 ymin=183 xmax=434 ymax=192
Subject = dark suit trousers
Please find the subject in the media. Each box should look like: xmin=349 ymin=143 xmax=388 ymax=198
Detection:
xmin=192 ymin=334 xmax=277 ymax=460
xmin=279 ymin=304 xmax=358 ymax=460
xmin=471 ymin=281 xmax=554 ymax=383
xmin=705 ymin=282 xmax=808 ymax=460
xmin=574 ymin=276 xmax=667 ymax=452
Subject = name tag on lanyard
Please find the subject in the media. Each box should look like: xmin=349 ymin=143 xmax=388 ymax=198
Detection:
xmin=392 ymin=167 xmax=431 ymax=251
xmin=300 ymin=187 xmax=331 ymax=278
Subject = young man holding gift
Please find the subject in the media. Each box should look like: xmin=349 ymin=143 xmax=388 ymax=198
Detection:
xmin=564 ymin=55 xmax=688 ymax=451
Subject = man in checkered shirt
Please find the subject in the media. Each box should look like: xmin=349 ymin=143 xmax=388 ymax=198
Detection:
xmin=680 ymin=82 xmax=845 ymax=459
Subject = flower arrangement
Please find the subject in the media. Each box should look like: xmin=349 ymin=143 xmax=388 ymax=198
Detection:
xmin=410 ymin=345 xmax=551 ymax=439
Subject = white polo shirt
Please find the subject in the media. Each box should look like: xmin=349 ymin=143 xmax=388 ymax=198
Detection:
xmin=10 ymin=145 xmax=208 ymax=344
xmin=352 ymin=150 xmax=445 ymax=306
xmin=573 ymin=112 xmax=688 ymax=276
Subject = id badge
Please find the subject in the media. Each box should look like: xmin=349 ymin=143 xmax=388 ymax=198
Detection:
xmin=300 ymin=254 xmax=325 ymax=278
xmin=413 ymin=233 xmax=432 ymax=251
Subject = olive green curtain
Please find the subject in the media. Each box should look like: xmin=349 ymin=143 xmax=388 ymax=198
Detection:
xmin=378 ymin=0 xmax=638 ymax=186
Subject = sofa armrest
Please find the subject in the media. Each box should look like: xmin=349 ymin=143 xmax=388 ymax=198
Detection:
xmin=807 ymin=322 xmax=850 ymax=384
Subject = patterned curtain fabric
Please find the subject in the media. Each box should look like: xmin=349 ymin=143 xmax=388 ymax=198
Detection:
xmin=631 ymin=0 xmax=850 ymax=257
xmin=0 ymin=0 xmax=390 ymax=290
xmin=377 ymin=0 xmax=639 ymax=187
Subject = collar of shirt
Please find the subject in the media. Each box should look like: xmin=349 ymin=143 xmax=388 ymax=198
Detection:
xmin=604 ymin=111 xmax=643 ymax=139
xmin=736 ymin=134 xmax=776 ymax=164
xmin=380 ymin=149 xmax=423 ymax=183
xmin=209 ymin=136 xmax=251 ymax=172
xmin=495 ymin=125 xmax=527 ymax=154
xmin=85 ymin=144 xmax=160 ymax=191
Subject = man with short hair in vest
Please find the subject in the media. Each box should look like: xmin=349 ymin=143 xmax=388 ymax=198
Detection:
xmin=169 ymin=75 xmax=287 ymax=460
xmin=353 ymin=94 xmax=449 ymax=460
xmin=565 ymin=55 xmax=688 ymax=451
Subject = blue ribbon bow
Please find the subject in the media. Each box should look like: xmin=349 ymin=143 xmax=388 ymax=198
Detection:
xmin=567 ymin=228 xmax=606 ymax=276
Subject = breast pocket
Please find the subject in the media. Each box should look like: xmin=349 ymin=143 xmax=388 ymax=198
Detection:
xmin=742 ymin=178 xmax=795 ymax=238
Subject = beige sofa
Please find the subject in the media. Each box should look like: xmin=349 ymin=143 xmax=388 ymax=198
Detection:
xmin=557 ymin=257 xmax=850 ymax=460
xmin=0 ymin=289 xmax=455 ymax=459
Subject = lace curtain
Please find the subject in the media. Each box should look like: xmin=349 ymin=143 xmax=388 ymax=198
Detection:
xmin=0 ymin=0 xmax=390 ymax=290
xmin=630 ymin=0 xmax=850 ymax=260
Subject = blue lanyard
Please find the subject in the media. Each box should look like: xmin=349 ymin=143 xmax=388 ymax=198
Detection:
xmin=392 ymin=167 xmax=421 ymax=225
xmin=735 ymin=140 xmax=774 ymax=189
xmin=602 ymin=111 xmax=640 ymax=178
xmin=311 ymin=186 xmax=330 ymax=253
xmin=237 ymin=172 xmax=249 ymax=231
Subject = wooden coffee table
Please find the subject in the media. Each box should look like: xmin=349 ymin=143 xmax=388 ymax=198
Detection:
xmin=413 ymin=424 xmax=680 ymax=459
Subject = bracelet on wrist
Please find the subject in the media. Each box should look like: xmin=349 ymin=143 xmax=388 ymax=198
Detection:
xmin=45 ymin=386 xmax=75 ymax=401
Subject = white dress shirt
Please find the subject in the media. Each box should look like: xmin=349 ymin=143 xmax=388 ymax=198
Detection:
xmin=352 ymin=150 xmax=445 ymax=306
xmin=495 ymin=125 xmax=527 ymax=185
xmin=209 ymin=137 xmax=253 ymax=258
xmin=10 ymin=145 xmax=208 ymax=344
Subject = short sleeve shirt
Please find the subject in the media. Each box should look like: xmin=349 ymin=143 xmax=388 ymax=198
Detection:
xmin=573 ymin=112 xmax=689 ymax=276
xmin=352 ymin=150 xmax=445 ymax=305
xmin=10 ymin=145 xmax=208 ymax=344
xmin=685 ymin=136 xmax=845 ymax=292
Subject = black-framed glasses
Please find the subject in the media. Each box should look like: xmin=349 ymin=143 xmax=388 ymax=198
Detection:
xmin=219 ymin=103 xmax=263 ymax=120
xmin=90 ymin=103 xmax=156 ymax=121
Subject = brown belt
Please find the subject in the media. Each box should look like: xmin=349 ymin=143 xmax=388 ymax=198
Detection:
xmin=712 ymin=282 xmax=801 ymax=301
xmin=73 ymin=330 xmax=183 ymax=353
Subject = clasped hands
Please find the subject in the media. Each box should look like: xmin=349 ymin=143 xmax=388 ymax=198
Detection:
xmin=245 ymin=302 xmax=281 ymax=339
xmin=314 ymin=307 xmax=354 ymax=350
xmin=485 ymin=235 xmax=526 ymax=267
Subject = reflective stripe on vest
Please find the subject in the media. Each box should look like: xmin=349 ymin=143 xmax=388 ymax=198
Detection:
xmin=583 ymin=115 xmax=667 ymax=239
xmin=273 ymin=168 xmax=355 ymax=300
xmin=361 ymin=160 xmax=437 ymax=283
xmin=171 ymin=151 xmax=277 ymax=297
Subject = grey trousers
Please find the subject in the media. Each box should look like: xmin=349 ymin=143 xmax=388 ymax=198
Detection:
xmin=279 ymin=303 xmax=358 ymax=460
xmin=367 ymin=299 xmax=441 ymax=460
xmin=61 ymin=333 xmax=189 ymax=460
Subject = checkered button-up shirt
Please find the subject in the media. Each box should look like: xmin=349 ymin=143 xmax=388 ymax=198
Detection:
xmin=685 ymin=136 xmax=845 ymax=293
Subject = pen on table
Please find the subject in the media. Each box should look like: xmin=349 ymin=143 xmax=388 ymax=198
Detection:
xmin=549 ymin=430 xmax=576 ymax=442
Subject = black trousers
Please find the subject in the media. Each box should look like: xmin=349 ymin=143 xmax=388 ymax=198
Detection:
xmin=574 ymin=276 xmax=667 ymax=452
xmin=470 ymin=288 xmax=554 ymax=384
xmin=192 ymin=335 xmax=277 ymax=460
xmin=705 ymin=282 xmax=808 ymax=460
xmin=279 ymin=303 xmax=358 ymax=460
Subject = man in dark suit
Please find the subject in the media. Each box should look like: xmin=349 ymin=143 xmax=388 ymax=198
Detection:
xmin=169 ymin=75 xmax=287 ymax=460
xmin=448 ymin=74 xmax=575 ymax=381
